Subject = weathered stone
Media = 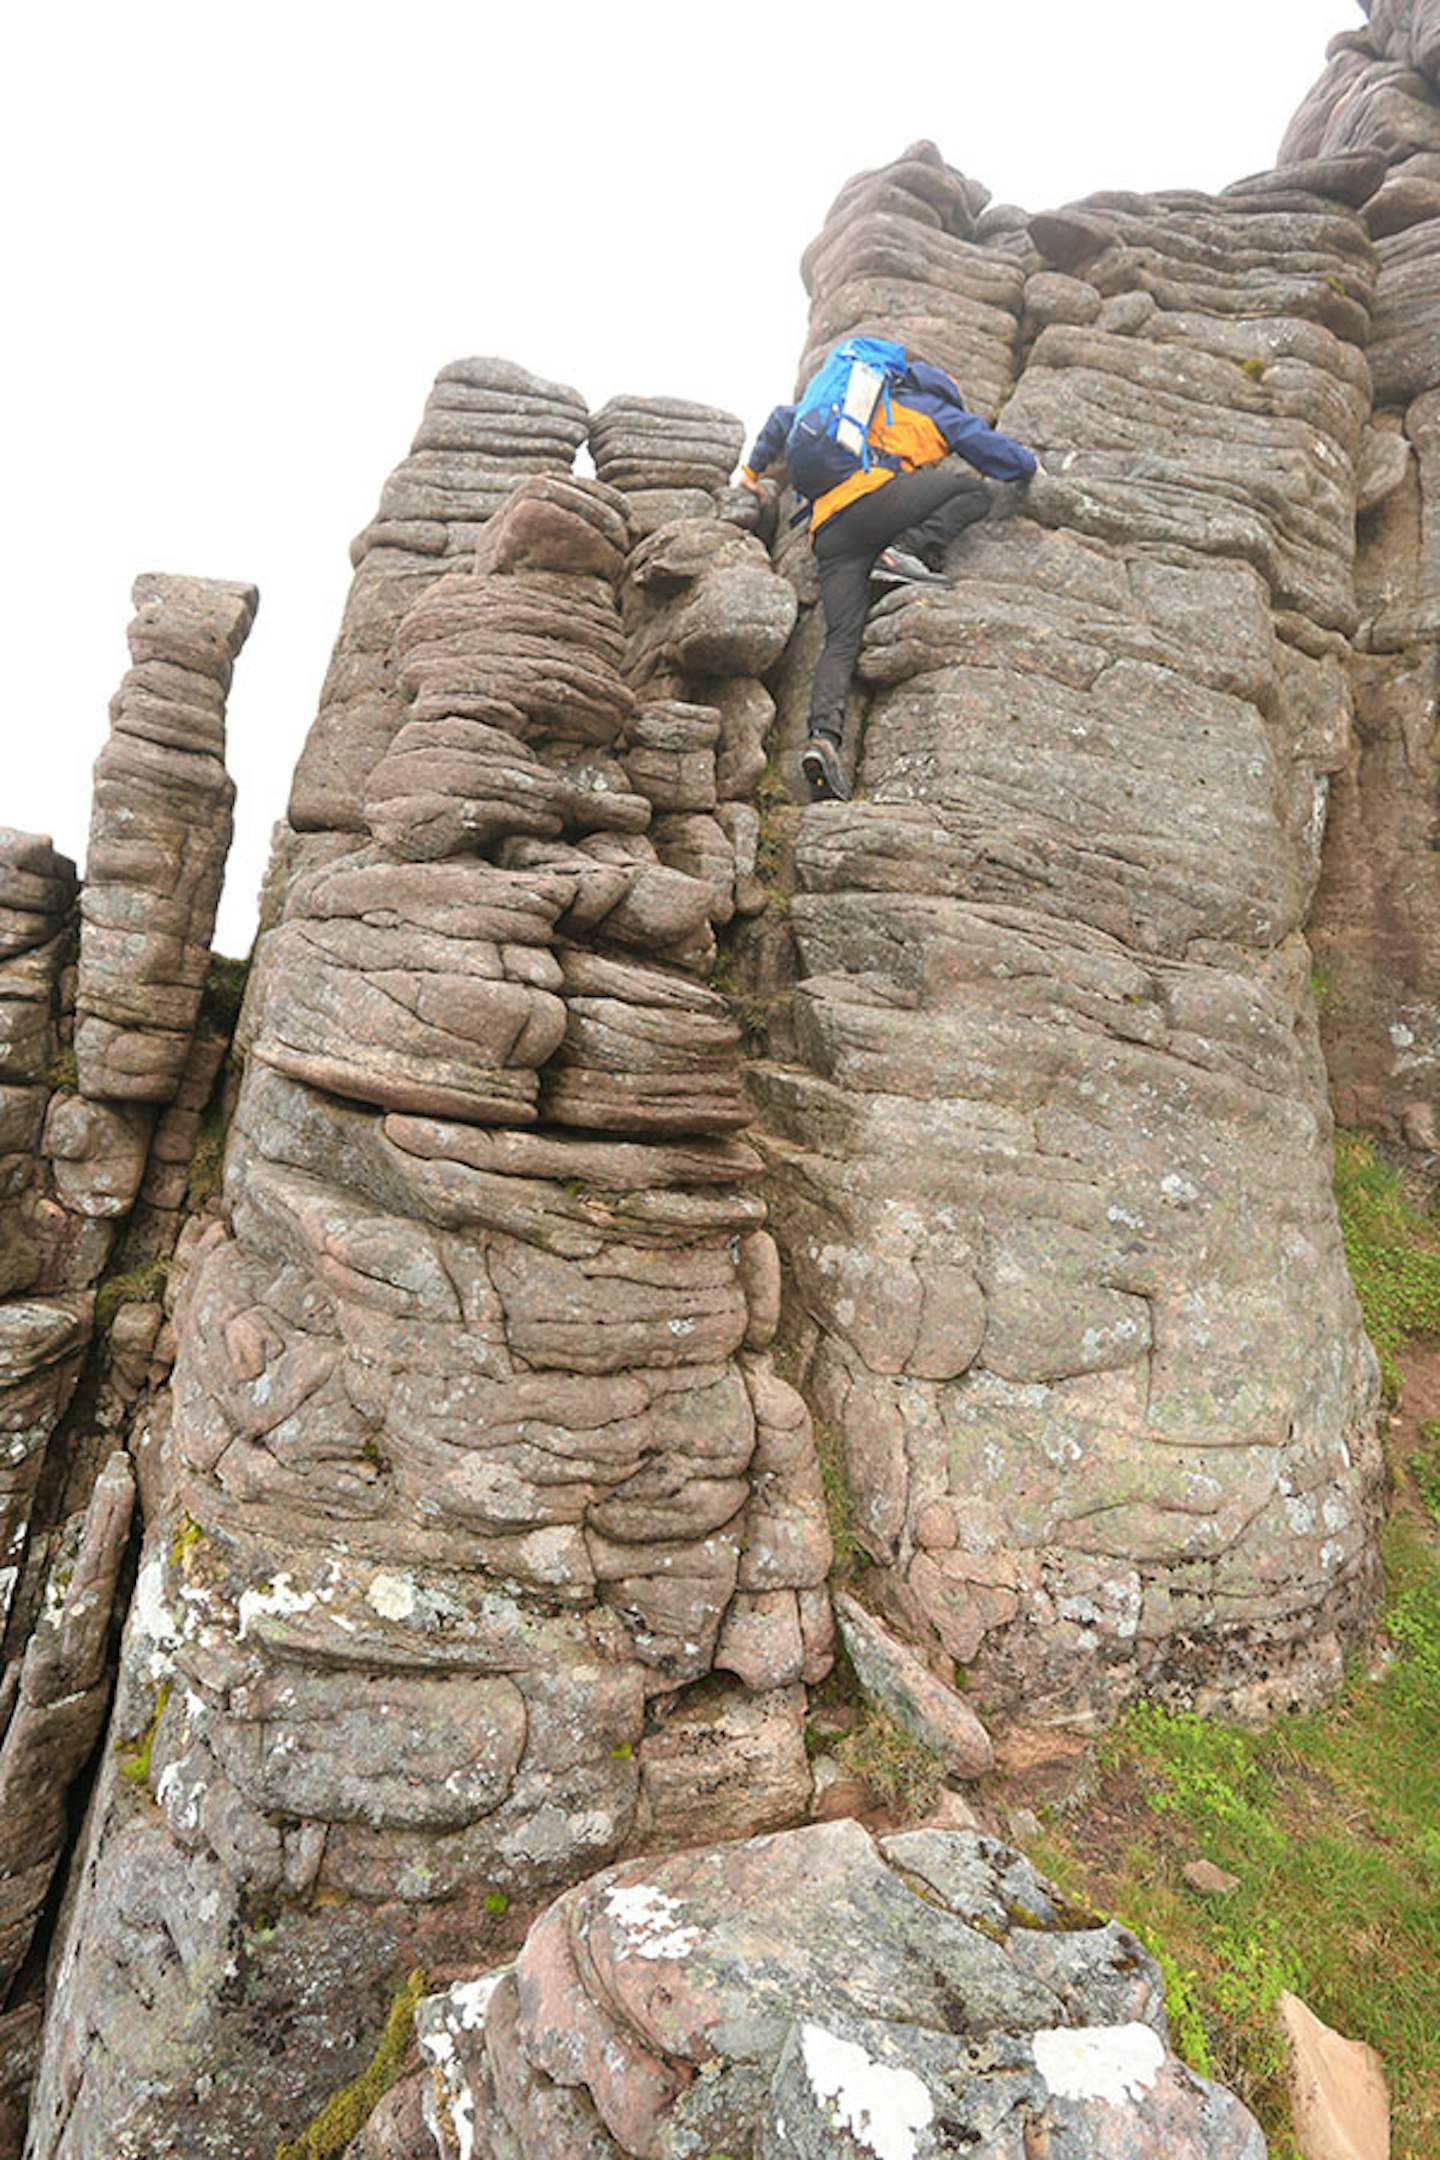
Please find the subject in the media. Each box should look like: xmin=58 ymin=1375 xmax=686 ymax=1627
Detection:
xmin=1279 ymin=1990 xmax=1391 ymax=2160
xmin=0 ymin=1454 xmax=134 ymax=1992
xmin=751 ymin=145 xmax=1383 ymax=1732
xmin=834 ymin=1592 xmax=994 ymax=1778
xmin=74 ymin=575 xmax=255 ymax=1103
xmin=408 ymin=1822 xmax=1263 ymax=2160
xmin=291 ymin=360 xmax=591 ymax=831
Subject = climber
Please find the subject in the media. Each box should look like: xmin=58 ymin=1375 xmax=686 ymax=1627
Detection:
xmin=738 ymin=342 xmax=1040 ymax=803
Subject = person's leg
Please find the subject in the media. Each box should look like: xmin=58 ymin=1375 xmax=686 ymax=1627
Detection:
xmin=807 ymin=536 xmax=877 ymax=736
xmin=894 ymin=466 xmax=992 ymax=563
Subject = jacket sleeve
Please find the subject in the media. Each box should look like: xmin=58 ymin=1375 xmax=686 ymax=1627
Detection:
xmin=904 ymin=360 xmax=1038 ymax=483
xmin=743 ymin=403 xmax=797 ymax=477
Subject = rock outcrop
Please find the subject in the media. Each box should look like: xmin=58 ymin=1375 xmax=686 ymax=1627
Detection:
xmin=0 ymin=575 xmax=254 ymax=2127
xmin=410 ymin=1821 xmax=1266 ymax=2160
xmin=744 ymin=140 xmax=1384 ymax=1746
xmin=23 ymin=396 xmax=818 ymax=2160
xmin=1280 ymin=5 xmax=1440 ymax=1170
xmin=10 ymin=13 xmax=1440 ymax=2154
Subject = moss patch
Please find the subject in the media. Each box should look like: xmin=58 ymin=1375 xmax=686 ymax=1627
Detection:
xmin=117 ymin=1681 xmax=172 ymax=1787
xmin=94 ymin=1257 xmax=170 ymax=1333
xmin=200 ymin=951 xmax=251 ymax=1038
xmin=273 ymin=1968 xmax=427 ymax=2160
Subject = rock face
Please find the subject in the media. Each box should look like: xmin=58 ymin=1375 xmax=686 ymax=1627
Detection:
xmin=745 ymin=138 xmax=1384 ymax=1740
xmin=1279 ymin=10 xmax=1440 ymax=1169
xmin=75 ymin=574 xmax=256 ymax=1103
xmin=412 ymin=1821 xmax=1266 ymax=2160
xmin=23 ymin=400 xmax=819 ymax=2160
xmin=0 ymin=576 xmax=253 ymax=2128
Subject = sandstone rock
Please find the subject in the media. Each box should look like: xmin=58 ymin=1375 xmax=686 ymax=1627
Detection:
xmin=0 ymin=1453 xmax=134 ymax=1992
xmin=24 ymin=371 xmax=821 ymax=2155
xmin=588 ymin=395 xmax=744 ymax=500
xmin=835 ymin=1592 xmax=994 ymax=1779
xmin=291 ymin=361 xmax=591 ymax=831
xmin=750 ymin=144 xmax=1382 ymax=1732
xmin=1279 ymin=1990 xmax=1391 ymax=2160
xmin=74 ymin=574 xmax=254 ymax=1103
xmin=632 ymin=1680 xmax=812 ymax=1849
xmin=412 ymin=1821 xmax=1264 ymax=2159
xmin=1184 ymin=1858 xmax=1242 ymax=1897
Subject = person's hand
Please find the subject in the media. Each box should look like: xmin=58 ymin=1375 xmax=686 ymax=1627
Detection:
xmin=737 ymin=468 xmax=763 ymax=495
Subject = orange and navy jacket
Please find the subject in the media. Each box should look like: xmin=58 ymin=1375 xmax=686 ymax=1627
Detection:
xmin=741 ymin=356 xmax=1037 ymax=532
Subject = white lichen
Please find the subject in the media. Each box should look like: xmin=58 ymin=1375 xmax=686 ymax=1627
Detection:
xmin=602 ymin=1882 xmax=703 ymax=1961
xmin=132 ymin=1554 xmax=181 ymax=1661
xmin=800 ymin=2022 xmax=934 ymax=2160
xmin=236 ymin=1571 xmax=319 ymax=1638
xmin=1031 ymin=2020 xmax=1166 ymax=2107
xmin=366 ymin=1571 xmax=417 ymax=1621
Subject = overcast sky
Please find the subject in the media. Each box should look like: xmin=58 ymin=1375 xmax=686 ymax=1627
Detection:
xmin=2 ymin=0 xmax=1362 ymax=953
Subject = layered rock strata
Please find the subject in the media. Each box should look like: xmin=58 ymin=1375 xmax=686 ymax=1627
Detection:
xmin=0 ymin=576 xmax=253 ymax=2119
xmin=1281 ymin=4 xmax=1440 ymax=1164
xmin=26 ymin=432 xmax=818 ymax=2157
xmin=407 ymin=1821 xmax=1265 ymax=2160
xmin=287 ymin=359 xmax=590 ymax=834
xmin=74 ymin=574 xmax=256 ymax=1104
xmin=747 ymin=147 xmax=1384 ymax=1739
xmin=588 ymin=394 xmax=746 ymax=536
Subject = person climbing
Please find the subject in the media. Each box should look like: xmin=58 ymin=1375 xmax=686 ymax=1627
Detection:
xmin=738 ymin=338 xmax=1041 ymax=802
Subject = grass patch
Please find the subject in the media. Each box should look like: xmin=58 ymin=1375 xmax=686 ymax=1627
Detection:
xmin=1031 ymin=1503 xmax=1440 ymax=2156
xmin=831 ymin=1703 xmax=944 ymax=1818
xmin=187 ymin=1114 xmax=228 ymax=1207
xmin=1333 ymin=1130 xmax=1440 ymax=1397
xmin=273 ymin=1968 xmax=427 ymax=2160
xmin=811 ymin=1417 xmax=863 ymax=1586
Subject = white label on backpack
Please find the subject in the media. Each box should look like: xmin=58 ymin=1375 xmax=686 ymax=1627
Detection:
xmin=835 ymin=361 xmax=884 ymax=457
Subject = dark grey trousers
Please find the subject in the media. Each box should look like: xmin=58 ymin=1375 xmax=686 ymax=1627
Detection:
xmin=808 ymin=461 xmax=992 ymax=736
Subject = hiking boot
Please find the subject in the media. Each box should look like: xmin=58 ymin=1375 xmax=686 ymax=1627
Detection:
xmin=870 ymin=546 xmax=948 ymax=588
xmin=800 ymin=734 xmax=850 ymax=803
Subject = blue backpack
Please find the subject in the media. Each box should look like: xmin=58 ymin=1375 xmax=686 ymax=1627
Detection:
xmin=784 ymin=336 xmax=910 ymax=503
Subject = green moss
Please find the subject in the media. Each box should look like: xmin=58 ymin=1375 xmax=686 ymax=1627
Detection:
xmin=39 ymin=1044 xmax=78 ymax=1092
xmin=481 ymin=1892 xmax=509 ymax=1916
xmin=1238 ymin=357 xmax=1267 ymax=380
xmin=1411 ymin=1421 xmax=1440 ymax=1528
xmin=199 ymin=951 xmax=251 ymax=1038
xmin=187 ymin=1117 xmax=228 ymax=1207
xmin=273 ymin=1969 xmax=428 ymax=2160
xmin=170 ymin=1515 xmax=203 ymax=1567
xmin=1333 ymin=1130 xmax=1440 ymax=1397
xmin=117 ymin=1681 xmax=172 ymax=1786
xmin=94 ymin=1257 xmax=171 ymax=1333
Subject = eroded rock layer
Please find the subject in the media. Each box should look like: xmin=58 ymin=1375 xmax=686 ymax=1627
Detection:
xmin=26 ymin=419 xmax=818 ymax=2159
xmin=1281 ymin=5 xmax=1440 ymax=1164
xmin=75 ymin=574 xmax=256 ymax=1103
xmin=748 ymin=147 xmax=1384 ymax=1741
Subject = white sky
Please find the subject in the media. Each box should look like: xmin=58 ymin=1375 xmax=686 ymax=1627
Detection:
xmin=1 ymin=0 xmax=1362 ymax=954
